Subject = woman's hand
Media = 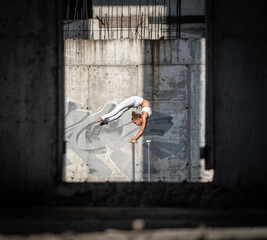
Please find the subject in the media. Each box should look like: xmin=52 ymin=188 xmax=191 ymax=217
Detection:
xmin=128 ymin=138 xmax=137 ymax=143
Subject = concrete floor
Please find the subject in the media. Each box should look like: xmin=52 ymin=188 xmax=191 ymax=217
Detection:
xmin=1 ymin=228 xmax=267 ymax=240
xmin=0 ymin=207 xmax=267 ymax=239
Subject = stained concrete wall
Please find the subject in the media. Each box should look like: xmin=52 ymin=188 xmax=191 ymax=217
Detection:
xmin=208 ymin=0 xmax=267 ymax=186
xmin=64 ymin=0 xmax=205 ymax=40
xmin=64 ymin=39 xmax=212 ymax=182
xmin=92 ymin=0 xmax=205 ymax=16
xmin=0 ymin=0 xmax=64 ymax=199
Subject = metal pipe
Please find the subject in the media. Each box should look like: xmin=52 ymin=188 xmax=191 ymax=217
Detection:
xmin=141 ymin=12 xmax=143 ymax=39
xmin=91 ymin=5 xmax=93 ymax=39
xmin=148 ymin=5 xmax=150 ymax=38
xmin=178 ymin=0 xmax=181 ymax=39
xmin=74 ymin=0 xmax=78 ymax=21
xmin=111 ymin=6 xmax=113 ymax=39
xmin=86 ymin=0 xmax=88 ymax=20
xmin=128 ymin=3 xmax=130 ymax=39
xmin=160 ymin=7 xmax=162 ymax=38
xmin=138 ymin=0 xmax=141 ymax=39
xmin=151 ymin=0 xmax=153 ymax=39
xmin=81 ymin=8 xmax=83 ymax=38
xmin=176 ymin=0 xmax=178 ymax=38
xmin=146 ymin=140 xmax=152 ymax=182
xmin=108 ymin=0 xmax=110 ymax=39
xmin=99 ymin=8 xmax=102 ymax=39
xmin=129 ymin=8 xmax=132 ymax=39
xmin=117 ymin=6 xmax=118 ymax=39
xmin=136 ymin=6 xmax=138 ymax=39
xmin=105 ymin=14 xmax=108 ymax=39
xmin=121 ymin=0 xmax=123 ymax=39
xmin=168 ymin=0 xmax=170 ymax=39
xmin=155 ymin=3 xmax=157 ymax=39
xmin=131 ymin=140 xmax=138 ymax=182
xmin=101 ymin=0 xmax=103 ymax=39
xmin=157 ymin=6 xmax=160 ymax=39
xmin=144 ymin=8 xmax=146 ymax=38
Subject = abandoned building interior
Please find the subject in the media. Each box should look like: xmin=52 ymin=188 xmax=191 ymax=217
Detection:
xmin=0 ymin=0 xmax=267 ymax=239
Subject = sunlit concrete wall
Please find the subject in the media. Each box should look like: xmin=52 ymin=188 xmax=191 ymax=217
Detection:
xmin=92 ymin=0 xmax=205 ymax=17
xmin=64 ymin=39 xmax=212 ymax=182
xmin=64 ymin=0 xmax=205 ymax=40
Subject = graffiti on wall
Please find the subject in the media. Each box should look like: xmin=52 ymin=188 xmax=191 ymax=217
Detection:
xmin=64 ymin=100 xmax=184 ymax=182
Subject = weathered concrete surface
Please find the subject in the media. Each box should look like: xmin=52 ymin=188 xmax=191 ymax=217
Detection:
xmin=92 ymin=0 xmax=205 ymax=16
xmin=0 ymin=0 xmax=64 ymax=198
xmin=182 ymin=0 xmax=205 ymax=15
xmin=1 ymin=207 xmax=267 ymax=233
xmin=208 ymin=0 xmax=267 ymax=186
xmin=51 ymin=182 xmax=267 ymax=209
xmin=64 ymin=20 xmax=205 ymax=40
xmin=64 ymin=39 xmax=210 ymax=182
xmin=64 ymin=39 xmax=205 ymax=113
xmin=0 ymin=207 xmax=267 ymax=240
xmin=2 ymin=228 xmax=267 ymax=240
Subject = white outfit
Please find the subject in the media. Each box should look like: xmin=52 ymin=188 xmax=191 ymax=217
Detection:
xmin=101 ymin=96 xmax=152 ymax=122
xmin=142 ymin=107 xmax=152 ymax=117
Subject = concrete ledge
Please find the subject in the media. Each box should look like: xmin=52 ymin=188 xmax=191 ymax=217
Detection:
xmin=0 ymin=207 xmax=267 ymax=235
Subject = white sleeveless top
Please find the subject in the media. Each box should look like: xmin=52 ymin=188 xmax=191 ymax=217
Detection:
xmin=130 ymin=96 xmax=152 ymax=117
xmin=142 ymin=107 xmax=152 ymax=117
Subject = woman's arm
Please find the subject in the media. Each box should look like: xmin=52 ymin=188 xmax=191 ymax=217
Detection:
xmin=129 ymin=112 xmax=148 ymax=142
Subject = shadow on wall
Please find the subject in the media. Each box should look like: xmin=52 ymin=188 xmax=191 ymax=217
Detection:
xmin=64 ymin=100 xmax=180 ymax=182
xmin=141 ymin=40 xmax=206 ymax=182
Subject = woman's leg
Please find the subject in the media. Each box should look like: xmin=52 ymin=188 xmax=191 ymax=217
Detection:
xmin=101 ymin=97 xmax=134 ymax=122
xmin=104 ymin=107 xmax=130 ymax=122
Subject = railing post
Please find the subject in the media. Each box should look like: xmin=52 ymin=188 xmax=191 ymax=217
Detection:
xmin=131 ymin=140 xmax=138 ymax=182
xmin=146 ymin=140 xmax=152 ymax=182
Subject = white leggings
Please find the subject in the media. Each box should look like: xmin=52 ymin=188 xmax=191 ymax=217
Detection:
xmin=101 ymin=97 xmax=139 ymax=122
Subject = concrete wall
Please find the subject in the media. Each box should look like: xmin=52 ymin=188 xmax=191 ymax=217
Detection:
xmin=208 ymin=0 xmax=267 ymax=186
xmin=1 ymin=0 xmax=266 ymax=206
xmin=92 ymin=0 xmax=205 ymax=16
xmin=64 ymin=39 xmax=212 ymax=182
xmin=64 ymin=0 xmax=205 ymax=40
xmin=0 ymin=0 xmax=63 ymax=199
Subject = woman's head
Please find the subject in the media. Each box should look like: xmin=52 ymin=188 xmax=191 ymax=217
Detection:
xmin=131 ymin=111 xmax=142 ymax=126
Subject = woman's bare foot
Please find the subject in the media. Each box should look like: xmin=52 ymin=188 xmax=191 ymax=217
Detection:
xmin=97 ymin=117 xmax=108 ymax=125
xmin=96 ymin=117 xmax=103 ymax=122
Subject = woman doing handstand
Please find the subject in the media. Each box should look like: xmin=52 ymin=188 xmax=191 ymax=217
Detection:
xmin=96 ymin=96 xmax=152 ymax=142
